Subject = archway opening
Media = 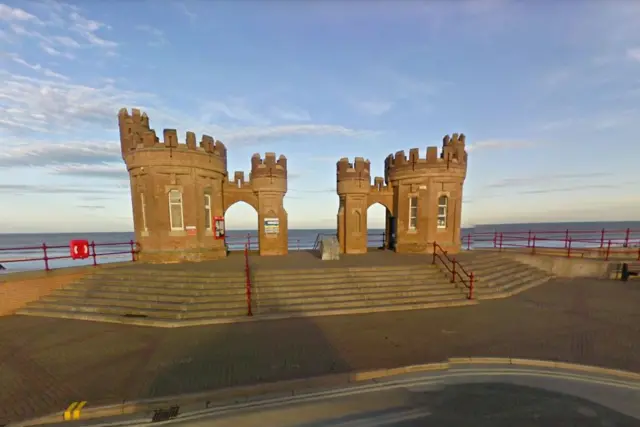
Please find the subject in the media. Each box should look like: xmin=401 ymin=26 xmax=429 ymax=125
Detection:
xmin=224 ymin=201 xmax=259 ymax=252
xmin=367 ymin=202 xmax=389 ymax=250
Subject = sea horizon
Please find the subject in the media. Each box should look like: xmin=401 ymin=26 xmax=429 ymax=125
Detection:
xmin=1 ymin=220 xmax=638 ymax=273
xmin=2 ymin=219 xmax=639 ymax=236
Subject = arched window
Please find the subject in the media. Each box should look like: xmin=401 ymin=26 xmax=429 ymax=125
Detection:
xmin=437 ymin=195 xmax=448 ymax=229
xmin=168 ymin=190 xmax=184 ymax=230
xmin=204 ymin=192 xmax=212 ymax=230
xmin=354 ymin=210 xmax=362 ymax=233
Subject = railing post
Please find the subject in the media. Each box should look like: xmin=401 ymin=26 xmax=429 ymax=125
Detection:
xmin=624 ymin=228 xmax=630 ymax=247
xmin=527 ymin=230 xmax=532 ymax=247
xmin=451 ymin=258 xmax=457 ymax=283
xmin=567 ymin=237 xmax=572 ymax=258
xmin=469 ymin=272 xmax=474 ymax=300
xmin=532 ymin=236 xmax=536 ymax=255
xmin=499 ymin=233 xmax=503 ymax=251
xmin=247 ymin=233 xmax=251 ymax=251
xmin=91 ymin=241 xmax=97 ymax=266
xmin=605 ymin=240 xmax=611 ymax=261
xmin=564 ymin=229 xmax=569 ymax=249
xmin=296 ymin=239 xmax=300 ymax=251
xmin=129 ymin=240 xmax=136 ymax=262
xmin=42 ymin=243 xmax=50 ymax=271
xmin=244 ymin=243 xmax=252 ymax=317
xmin=600 ymin=228 xmax=605 ymax=248
xmin=466 ymin=234 xmax=471 ymax=250
xmin=493 ymin=231 xmax=497 ymax=248
xmin=432 ymin=241 xmax=437 ymax=264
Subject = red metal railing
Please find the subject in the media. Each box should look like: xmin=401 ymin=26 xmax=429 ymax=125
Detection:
xmin=432 ymin=241 xmax=474 ymax=299
xmin=0 ymin=240 xmax=139 ymax=272
xmin=243 ymin=243 xmax=253 ymax=316
xmin=463 ymin=228 xmax=640 ymax=261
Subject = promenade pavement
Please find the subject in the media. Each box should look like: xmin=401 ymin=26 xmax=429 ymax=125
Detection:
xmin=0 ymin=277 xmax=638 ymax=424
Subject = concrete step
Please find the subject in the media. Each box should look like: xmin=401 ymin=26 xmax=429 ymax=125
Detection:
xmin=31 ymin=295 xmax=247 ymax=312
xmin=50 ymin=287 xmax=247 ymax=301
xmin=91 ymin=268 xmax=246 ymax=279
xmin=78 ymin=276 xmax=246 ymax=286
xmin=16 ymin=297 xmax=479 ymax=327
xmin=50 ymin=281 xmax=458 ymax=305
xmin=473 ymin=263 xmax=546 ymax=285
xmin=61 ymin=283 xmax=247 ymax=296
xmin=475 ymin=275 xmax=553 ymax=300
xmin=36 ymin=282 xmax=464 ymax=314
xmin=255 ymin=292 xmax=469 ymax=314
xmin=18 ymin=301 xmax=207 ymax=320
xmin=67 ymin=275 xmax=451 ymax=294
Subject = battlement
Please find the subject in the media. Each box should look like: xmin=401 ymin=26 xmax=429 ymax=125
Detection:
xmin=118 ymin=108 xmax=227 ymax=159
xmin=336 ymin=157 xmax=371 ymax=181
xmin=250 ymin=152 xmax=287 ymax=179
xmin=227 ymin=170 xmax=252 ymax=189
xmin=384 ymin=133 xmax=468 ymax=172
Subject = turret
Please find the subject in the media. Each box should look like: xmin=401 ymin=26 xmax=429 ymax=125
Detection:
xmin=336 ymin=157 xmax=371 ymax=195
xmin=385 ymin=133 xmax=468 ymax=183
xmin=117 ymin=108 xmax=228 ymax=174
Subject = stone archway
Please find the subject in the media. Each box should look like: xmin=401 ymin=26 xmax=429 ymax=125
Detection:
xmin=223 ymin=200 xmax=259 ymax=252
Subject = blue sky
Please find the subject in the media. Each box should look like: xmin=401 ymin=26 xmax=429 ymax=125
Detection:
xmin=1 ymin=0 xmax=639 ymax=233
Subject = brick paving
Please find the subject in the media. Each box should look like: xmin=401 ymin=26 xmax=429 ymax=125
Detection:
xmin=0 ymin=278 xmax=639 ymax=424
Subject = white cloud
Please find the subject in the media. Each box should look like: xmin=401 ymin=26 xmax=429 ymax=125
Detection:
xmin=627 ymin=47 xmax=640 ymax=62
xmin=52 ymin=163 xmax=127 ymax=180
xmin=466 ymin=139 xmax=536 ymax=152
xmin=1 ymin=2 xmax=117 ymax=55
xmin=0 ymin=142 xmax=120 ymax=167
xmin=135 ymin=25 xmax=167 ymax=47
xmin=0 ymin=4 xmax=41 ymax=22
xmin=351 ymin=100 xmax=394 ymax=116
xmin=268 ymin=106 xmax=311 ymax=122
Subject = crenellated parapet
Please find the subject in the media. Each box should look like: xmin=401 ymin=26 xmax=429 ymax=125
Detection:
xmin=251 ymin=152 xmax=287 ymax=180
xmin=225 ymin=152 xmax=288 ymax=194
xmin=118 ymin=108 xmax=228 ymax=174
xmin=371 ymin=176 xmax=392 ymax=194
xmin=385 ymin=133 xmax=468 ymax=182
xmin=336 ymin=157 xmax=373 ymax=196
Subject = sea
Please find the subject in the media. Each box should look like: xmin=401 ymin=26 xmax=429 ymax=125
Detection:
xmin=1 ymin=221 xmax=638 ymax=274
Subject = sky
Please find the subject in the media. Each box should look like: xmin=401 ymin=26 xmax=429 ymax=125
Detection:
xmin=1 ymin=0 xmax=639 ymax=233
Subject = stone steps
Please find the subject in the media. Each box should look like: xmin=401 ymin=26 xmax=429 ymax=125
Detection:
xmin=15 ymin=250 xmax=555 ymax=325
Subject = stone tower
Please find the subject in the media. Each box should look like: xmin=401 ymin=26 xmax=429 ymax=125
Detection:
xmin=118 ymin=108 xmax=288 ymax=262
xmin=336 ymin=133 xmax=468 ymax=255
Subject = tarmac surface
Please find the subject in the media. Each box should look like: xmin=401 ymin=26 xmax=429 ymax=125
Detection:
xmin=0 ymin=277 xmax=639 ymax=424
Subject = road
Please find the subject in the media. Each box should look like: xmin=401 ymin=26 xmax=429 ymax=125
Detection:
xmin=0 ymin=277 xmax=639 ymax=424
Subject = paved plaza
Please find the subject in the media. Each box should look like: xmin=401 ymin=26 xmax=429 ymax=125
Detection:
xmin=0 ymin=277 xmax=639 ymax=424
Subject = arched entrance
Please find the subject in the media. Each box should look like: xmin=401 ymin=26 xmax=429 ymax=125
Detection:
xmin=224 ymin=201 xmax=259 ymax=253
xmin=367 ymin=202 xmax=388 ymax=250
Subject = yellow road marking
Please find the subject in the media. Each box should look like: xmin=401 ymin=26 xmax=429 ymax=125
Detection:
xmin=63 ymin=402 xmax=78 ymax=421
xmin=73 ymin=401 xmax=87 ymax=420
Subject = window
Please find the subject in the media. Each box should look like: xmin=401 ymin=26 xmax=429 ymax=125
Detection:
xmin=168 ymin=190 xmax=184 ymax=230
xmin=204 ymin=193 xmax=212 ymax=230
xmin=354 ymin=210 xmax=361 ymax=233
xmin=140 ymin=193 xmax=148 ymax=232
xmin=409 ymin=196 xmax=418 ymax=230
xmin=438 ymin=195 xmax=448 ymax=229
